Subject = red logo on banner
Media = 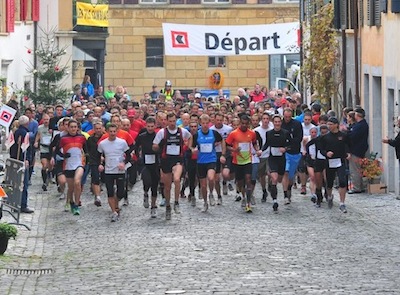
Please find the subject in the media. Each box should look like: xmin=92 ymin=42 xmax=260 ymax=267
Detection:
xmin=0 ymin=110 xmax=13 ymax=123
xmin=171 ymin=31 xmax=189 ymax=48
xmin=32 ymin=0 xmax=40 ymax=21
xmin=6 ymin=0 xmax=15 ymax=33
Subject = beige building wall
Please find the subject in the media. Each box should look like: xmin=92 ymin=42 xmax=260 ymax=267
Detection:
xmin=105 ymin=6 xmax=299 ymax=98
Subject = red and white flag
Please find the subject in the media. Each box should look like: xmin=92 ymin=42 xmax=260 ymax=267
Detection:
xmin=4 ymin=130 xmax=15 ymax=149
xmin=21 ymin=133 xmax=30 ymax=152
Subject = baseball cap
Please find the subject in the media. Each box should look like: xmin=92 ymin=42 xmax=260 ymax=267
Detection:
xmin=354 ymin=107 xmax=365 ymax=117
xmin=127 ymin=109 xmax=136 ymax=117
xmin=195 ymin=93 xmax=201 ymax=99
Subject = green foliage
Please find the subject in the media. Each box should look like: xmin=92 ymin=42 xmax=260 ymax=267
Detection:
xmin=302 ymin=0 xmax=341 ymax=110
xmin=0 ymin=223 xmax=18 ymax=240
xmin=25 ymin=27 xmax=70 ymax=105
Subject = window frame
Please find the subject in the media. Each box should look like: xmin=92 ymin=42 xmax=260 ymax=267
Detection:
xmin=208 ymin=56 xmax=226 ymax=68
xmin=146 ymin=37 xmax=164 ymax=68
xmin=139 ymin=0 xmax=168 ymax=4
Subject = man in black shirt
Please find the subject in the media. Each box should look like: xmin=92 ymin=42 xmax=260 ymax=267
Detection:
xmin=281 ymin=108 xmax=303 ymax=205
xmin=320 ymin=117 xmax=351 ymax=213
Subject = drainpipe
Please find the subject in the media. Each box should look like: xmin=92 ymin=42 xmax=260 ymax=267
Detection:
xmin=342 ymin=28 xmax=347 ymax=108
xmin=353 ymin=0 xmax=360 ymax=105
xmin=33 ymin=21 xmax=38 ymax=93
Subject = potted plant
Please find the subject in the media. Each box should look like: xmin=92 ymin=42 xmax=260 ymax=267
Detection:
xmin=0 ymin=223 xmax=18 ymax=255
xmin=359 ymin=152 xmax=383 ymax=183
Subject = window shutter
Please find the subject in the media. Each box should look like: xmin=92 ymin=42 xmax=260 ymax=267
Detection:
xmin=340 ymin=0 xmax=347 ymax=29
xmin=359 ymin=0 xmax=364 ymax=26
xmin=367 ymin=0 xmax=374 ymax=26
xmin=374 ymin=0 xmax=381 ymax=26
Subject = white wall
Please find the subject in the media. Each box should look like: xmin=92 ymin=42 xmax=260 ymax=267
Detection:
xmin=0 ymin=22 xmax=35 ymax=100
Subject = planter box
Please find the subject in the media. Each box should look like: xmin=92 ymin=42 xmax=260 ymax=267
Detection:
xmin=368 ymin=183 xmax=387 ymax=194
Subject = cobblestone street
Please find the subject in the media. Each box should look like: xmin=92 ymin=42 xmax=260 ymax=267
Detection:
xmin=1 ymin=168 xmax=400 ymax=294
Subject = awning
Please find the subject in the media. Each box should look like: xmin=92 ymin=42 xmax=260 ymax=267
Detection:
xmin=72 ymin=46 xmax=97 ymax=61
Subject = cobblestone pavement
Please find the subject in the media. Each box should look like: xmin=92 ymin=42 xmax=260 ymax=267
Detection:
xmin=1 ymin=164 xmax=400 ymax=294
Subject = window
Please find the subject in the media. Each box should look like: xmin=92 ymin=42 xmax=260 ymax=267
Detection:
xmin=202 ymin=0 xmax=230 ymax=3
xmin=0 ymin=0 xmax=5 ymax=32
xmin=140 ymin=0 xmax=168 ymax=3
xmin=367 ymin=0 xmax=381 ymax=26
xmin=208 ymin=56 xmax=226 ymax=68
xmin=146 ymin=38 xmax=164 ymax=68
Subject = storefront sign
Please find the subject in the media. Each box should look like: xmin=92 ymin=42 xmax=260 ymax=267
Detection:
xmin=6 ymin=0 xmax=15 ymax=33
xmin=76 ymin=1 xmax=109 ymax=27
xmin=163 ymin=22 xmax=300 ymax=56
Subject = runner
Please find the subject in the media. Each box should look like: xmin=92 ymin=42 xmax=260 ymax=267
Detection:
xmin=98 ymin=124 xmax=130 ymax=222
xmin=34 ymin=114 xmax=53 ymax=191
xmin=189 ymin=114 xmax=225 ymax=212
xmin=152 ymin=113 xmax=191 ymax=220
xmin=59 ymin=120 xmax=87 ymax=215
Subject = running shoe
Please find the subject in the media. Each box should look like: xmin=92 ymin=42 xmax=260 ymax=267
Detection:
xmin=284 ymin=197 xmax=291 ymax=205
xmin=160 ymin=198 xmax=166 ymax=207
xmin=123 ymin=197 xmax=129 ymax=207
xmin=262 ymin=191 xmax=268 ymax=203
xmin=228 ymin=183 xmax=234 ymax=191
xmin=339 ymin=204 xmax=347 ymax=213
xmin=311 ymin=194 xmax=317 ymax=204
xmin=94 ymin=196 xmax=102 ymax=207
xmin=217 ymin=196 xmax=223 ymax=205
xmin=300 ymin=186 xmax=306 ymax=195
xmin=250 ymin=195 xmax=256 ymax=206
xmin=191 ymin=195 xmax=196 ymax=207
xmin=241 ymin=198 xmax=246 ymax=208
xmin=72 ymin=206 xmax=80 ymax=216
xmin=209 ymin=194 xmax=216 ymax=206
xmin=111 ymin=212 xmax=119 ymax=222
xmin=143 ymin=194 xmax=149 ymax=208
xmin=327 ymin=196 xmax=333 ymax=209
xmin=42 ymin=184 xmax=47 ymax=191
xmin=151 ymin=207 xmax=157 ymax=218
xmin=235 ymin=195 xmax=242 ymax=202
xmin=222 ymin=184 xmax=228 ymax=195
xmin=201 ymin=202 xmax=208 ymax=213
xmin=59 ymin=192 xmax=65 ymax=200
xmin=64 ymin=202 xmax=70 ymax=212
xmin=245 ymin=205 xmax=253 ymax=213
xmin=273 ymin=202 xmax=279 ymax=212
xmin=174 ymin=203 xmax=180 ymax=214
xmin=166 ymin=206 xmax=172 ymax=220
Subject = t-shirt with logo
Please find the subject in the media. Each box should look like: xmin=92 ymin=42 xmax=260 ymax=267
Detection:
xmin=210 ymin=124 xmax=233 ymax=154
xmin=225 ymin=129 xmax=256 ymax=165
xmin=193 ymin=129 xmax=222 ymax=164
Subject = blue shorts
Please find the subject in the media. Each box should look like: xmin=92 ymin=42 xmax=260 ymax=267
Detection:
xmin=285 ymin=153 xmax=302 ymax=180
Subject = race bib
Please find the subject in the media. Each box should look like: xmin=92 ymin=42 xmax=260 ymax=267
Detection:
xmin=238 ymin=142 xmax=250 ymax=152
xmin=200 ymin=143 xmax=213 ymax=153
xmin=166 ymin=145 xmax=180 ymax=155
xmin=271 ymin=147 xmax=283 ymax=156
xmin=308 ymin=144 xmax=316 ymax=159
xmin=41 ymin=136 xmax=51 ymax=145
xmin=145 ymin=154 xmax=156 ymax=164
xmin=317 ymin=151 xmax=326 ymax=160
xmin=328 ymin=158 xmax=342 ymax=168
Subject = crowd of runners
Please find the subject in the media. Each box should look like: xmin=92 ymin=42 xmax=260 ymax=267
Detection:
xmin=8 ymin=80 xmax=371 ymax=221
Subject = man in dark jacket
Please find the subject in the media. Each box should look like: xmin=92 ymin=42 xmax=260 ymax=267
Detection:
xmin=10 ymin=115 xmax=34 ymax=213
xmin=347 ymin=107 xmax=369 ymax=194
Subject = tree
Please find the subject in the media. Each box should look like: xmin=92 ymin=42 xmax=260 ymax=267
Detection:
xmin=25 ymin=27 xmax=70 ymax=105
xmin=302 ymin=0 xmax=342 ymax=110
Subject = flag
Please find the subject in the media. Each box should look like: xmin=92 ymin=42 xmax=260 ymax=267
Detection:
xmin=21 ymin=133 xmax=30 ymax=152
xmin=0 ymin=186 xmax=7 ymax=199
xmin=0 ymin=105 xmax=17 ymax=130
xmin=4 ymin=130 xmax=15 ymax=149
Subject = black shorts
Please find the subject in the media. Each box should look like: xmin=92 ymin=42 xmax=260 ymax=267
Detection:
xmin=197 ymin=163 xmax=216 ymax=179
xmin=64 ymin=166 xmax=84 ymax=179
xmin=222 ymin=156 xmax=233 ymax=172
xmin=104 ymin=173 xmax=125 ymax=199
xmin=233 ymin=163 xmax=252 ymax=181
xmin=90 ymin=164 xmax=100 ymax=185
xmin=216 ymin=153 xmax=222 ymax=174
xmin=297 ymin=155 xmax=307 ymax=173
xmin=268 ymin=156 xmax=286 ymax=176
xmin=313 ymin=159 xmax=326 ymax=173
xmin=54 ymin=161 xmax=64 ymax=176
xmin=40 ymin=153 xmax=51 ymax=160
xmin=160 ymin=157 xmax=183 ymax=174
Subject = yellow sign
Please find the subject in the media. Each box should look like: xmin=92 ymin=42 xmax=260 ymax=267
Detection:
xmin=76 ymin=2 xmax=109 ymax=28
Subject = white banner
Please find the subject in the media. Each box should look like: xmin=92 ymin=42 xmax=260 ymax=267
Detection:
xmin=163 ymin=22 xmax=300 ymax=56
